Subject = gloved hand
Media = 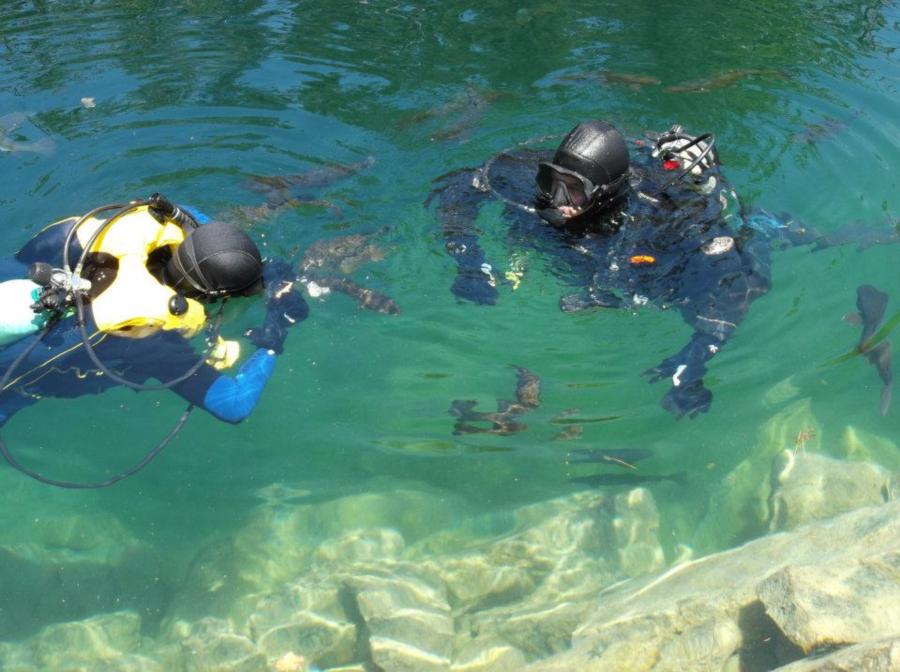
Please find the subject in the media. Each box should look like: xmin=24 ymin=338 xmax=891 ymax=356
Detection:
xmin=661 ymin=380 xmax=712 ymax=419
xmin=643 ymin=332 xmax=717 ymax=420
xmin=245 ymin=258 xmax=309 ymax=354
xmin=452 ymin=266 xmax=498 ymax=306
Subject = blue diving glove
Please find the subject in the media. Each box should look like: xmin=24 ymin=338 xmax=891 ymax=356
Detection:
xmin=245 ymin=258 xmax=309 ymax=354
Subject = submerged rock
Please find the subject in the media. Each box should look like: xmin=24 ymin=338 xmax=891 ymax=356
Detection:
xmin=772 ymin=636 xmax=900 ymax=671
xmin=769 ymin=450 xmax=893 ymax=531
xmin=692 ymin=398 xmax=820 ymax=552
xmin=179 ymin=617 xmax=266 ymax=672
xmin=524 ymin=500 xmax=900 ymax=671
xmin=255 ymin=613 xmax=356 ymax=669
xmin=757 ymin=558 xmax=900 ymax=653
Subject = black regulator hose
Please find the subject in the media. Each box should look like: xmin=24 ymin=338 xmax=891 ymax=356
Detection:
xmin=0 ymin=321 xmax=194 ymax=489
xmin=67 ymin=197 xmax=224 ymax=392
xmin=0 ymin=195 xmax=221 ymax=488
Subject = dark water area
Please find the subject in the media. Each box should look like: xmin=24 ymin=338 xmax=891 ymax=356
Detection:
xmin=1 ymin=0 xmax=899 ymax=655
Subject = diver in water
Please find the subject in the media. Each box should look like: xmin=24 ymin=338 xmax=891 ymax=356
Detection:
xmin=426 ymin=120 xmax=880 ymax=418
xmin=0 ymin=194 xmax=307 ymax=433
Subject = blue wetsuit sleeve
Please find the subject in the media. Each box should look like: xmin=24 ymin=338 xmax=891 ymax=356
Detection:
xmin=199 ymin=349 xmax=277 ymax=423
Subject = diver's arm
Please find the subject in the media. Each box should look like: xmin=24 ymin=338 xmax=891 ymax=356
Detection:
xmin=159 ymin=349 xmax=277 ymax=424
xmin=742 ymin=209 xmax=900 ymax=251
xmin=644 ymin=241 xmax=770 ymax=419
xmin=643 ymin=331 xmax=720 ymax=419
xmin=199 ymin=350 xmax=278 ymax=423
xmin=426 ymin=168 xmax=498 ymax=305
xmin=244 ymin=257 xmax=309 ymax=354
xmin=197 ymin=257 xmax=309 ymax=423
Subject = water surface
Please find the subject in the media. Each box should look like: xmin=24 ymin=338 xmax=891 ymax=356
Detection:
xmin=1 ymin=0 xmax=898 ymax=645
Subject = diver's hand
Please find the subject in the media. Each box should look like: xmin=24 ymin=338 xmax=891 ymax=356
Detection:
xmin=246 ymin=262 xmax=309 ymax=354
xmin=245 ymin=294 xmax=307 ymax=354
xmin=452 ymin=266 xmax=498 ymax=306
xmin=643 ymin=343 xmax=713 ymax=419
xmin=262 ymin=257 xmax=297 ymax=296
xmin=661 ymin=380 xmax=712 ymax=419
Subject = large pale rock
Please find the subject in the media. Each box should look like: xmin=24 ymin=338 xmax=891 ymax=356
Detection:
xmin=525 ymin=500 xmax=900 ymax=671
xmin=314 ymin=528 xmax=405 ymax=565
xmin=31 ymin=611 xmax=142 ymax=668
xmin=179 ymin=617 xmax=266 ymax=672
xmin=369 ymin=636 xmax=450 ymax=672
xmin=693 ymin=398 xmax=820 ymax=553
xmin=255 ymin=613 xmax=356 ymax=669
xmin=757 ymin=555 xmax=900 ymax=653
xmin=769 ymin=450 xmax=892 ymax=531
xmin=840 ymin=425 xmax=900 ymax=471
xmin=0 ymin=611 xmax=162 ymax=672
xmin=441 ymin=491 xmax=641 ymax=661
xmin=772 ymin=636 xmax=900 ymax=671
xmin=346 ymin=571 xmax=453 ymax=658
xmin=613 ymin=488 xmax=666 ymax=577
xmin=451 ymin=635 xmax=527 ymax=672
xmin=430 ymin=491 xmax=619 ymax=614
xmin=246 ymin=577 xmax=346 ymax=638
xmin=174 ymin=489 xmax=462 ymax=619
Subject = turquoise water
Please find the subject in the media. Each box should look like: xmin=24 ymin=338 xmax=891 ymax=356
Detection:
xmin=1 ymin=0 xmax=898 ymax=647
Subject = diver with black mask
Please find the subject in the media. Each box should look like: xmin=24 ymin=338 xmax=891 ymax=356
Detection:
xmin=426 ymin=120 xmax=893 ymax=419
xmin=0 ymin=195 xmax=307 ymax=485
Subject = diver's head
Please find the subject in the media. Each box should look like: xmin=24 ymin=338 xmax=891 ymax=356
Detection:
xmin=163 ymin=222 xmax=263 ymax=301
xmin=536 ymin=120 xmax=630 ymax=224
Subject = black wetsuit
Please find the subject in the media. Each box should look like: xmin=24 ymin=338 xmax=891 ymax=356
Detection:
xmin=427 ymin=136 xmax=820 ymax=418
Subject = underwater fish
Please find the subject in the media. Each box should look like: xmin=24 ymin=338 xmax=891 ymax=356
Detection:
xmin=512 ymin=365 xmax=541 ymax=409
xmin=253 ymin=482 xmax=313 ymax=506
xmin=844 ymin=284 xmax=893 ymax=415
xmin=565 ymin=448 xmax=654 ymax=469
xmin=300 ymin=228 xmax=388 ymax=275
xmin=449 ymin=365 xmax=543 ymax=435
xmin=0 ymin=112 xmax=55 ymax=156
xmin=569 ymin=471 xmax=687 ymax=487
xmin=791 ymin=109 xmax=863 ymax=145
xmin=559 ymin=71 xmax=661 ymax=90
xmin=664 ymin=68 xmax=789 ymax=93
xmin=448 ymin=399 xmax=527 ymax=436
xmin=550 ymin=414 xmax=622 ymax=425
xmin=554 ymin=425 xmax=583 ymax=441
xmin=815 ymin=216 xmax=900 ymax=252
xmin=249 ymin=155 xmax=375 ymax=196
xmin=401 ymin=86 xmax=506 ymax=143
xmin=312 ymin=277 xmax=400 ymax=315
xmin=296 ymin=228 xmax=400 ymax=315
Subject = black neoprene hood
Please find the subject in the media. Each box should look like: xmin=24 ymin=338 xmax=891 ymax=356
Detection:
xmin=164 ymin=222 xmax=263 ymax=299
xmin=552 ymin=120 xmax=630 ymax=189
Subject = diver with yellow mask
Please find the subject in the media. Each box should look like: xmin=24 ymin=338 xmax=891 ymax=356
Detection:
xmin=0 ymin=193 xmax=306 ymax=486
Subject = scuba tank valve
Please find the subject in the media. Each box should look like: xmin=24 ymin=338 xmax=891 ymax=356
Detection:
xmin=28 ymin=262 xmax=92 ymax=315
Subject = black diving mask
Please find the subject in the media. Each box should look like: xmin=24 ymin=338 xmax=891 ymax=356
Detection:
xmin=536 ymin=162 xmax=627 ymax=219
xmin=537 ymin=163 xmax=597 ymax=209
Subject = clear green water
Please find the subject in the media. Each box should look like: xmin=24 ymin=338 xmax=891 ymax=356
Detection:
xmin=1 ymin=0 xmax=898 ymax=643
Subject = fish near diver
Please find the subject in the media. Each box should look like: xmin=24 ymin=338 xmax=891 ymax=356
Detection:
xmin=843 ymin=284 xmax=893 ymax=415
xmin=449 ymin=365 xmax=541 ymax=435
